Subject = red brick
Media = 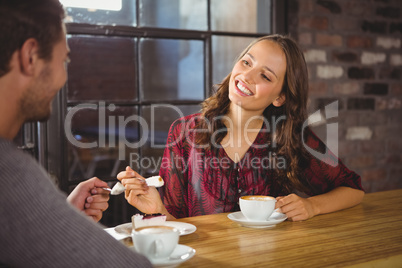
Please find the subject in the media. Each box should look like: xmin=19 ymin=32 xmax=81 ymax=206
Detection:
xmin=347 ymin=155 xmax=375 ymax=168
xmin=361 ymin=168 xmax=387 ymax=182
xmin=379 ymin=154 xmax=401 ymax=165
xmin=342 ymin=1 xmax=372 ymax=17
xmin=376 ymin=7 xmax=400 ymax=19
xmin=360 ymin=140 xmax=386 ymax=154
xmin=316 ymin=0 xmax=342 ymax=14
xmin=375 ymin=126 xmax=402 ymax=140
xmin=389 ymin=168 xmax=402 ymax=186
xmin=391 ymin=83 xmax=402 ymax=95
xmin=358 ymin=111 xmax=387 ymax=125
xmin=309 ymin=81 xmax=328 ymax=95
xmin=369 ymin=181 xmax=397 ymax=193
xmin=364 ymin=83 xmax=388 ymax=95
xmin=376 ymin=99 xmax=388 ymax=110
xmin=362 ymin=21 xmax=387 ymax=34
xmin=298 ymin=32 xmax=313 ymax=45
xmin=361 ymin=181 xmax=373 ymax=193
xmin=387 ymin=98 xmax=402 ymax=109
xmin=316 ymin=33 xmax=342 ymax=46
xmin=379 ymin=67 xmax=402 ymax=80
xmin=299 ymin=0 xmax=314 ymax=13
xmin=338 ymin=140 xmax=359 ymax=156
xmin=332 ymin=51 xmax=359 ymax=63
xmin=339 ymin=111 xmax=359 ymax=125
xmin=347 ymin=98 xmax=375 ymax=110
xmin=387 ymin=139 xmax=402 ymax=153
xmin=348 ymin=67 xmax=375 ymax=80
xmin=333 ymin=82 xmax=360 ymax=95
xmin=347 ymin=36 xmax=373 ymax=48
xmin=332 ymin=18 xmax=360 ymax=32
xmin=388 ymin=113 xmax=402 ymax=125
xmin=299 ymin=17 xmax=329 ymax=30
xmin=390 ymin=22 xmax=402 ymax=34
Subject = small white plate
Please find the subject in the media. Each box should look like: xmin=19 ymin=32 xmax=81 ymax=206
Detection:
xmin=115 ymin=221 xmax=197 ymax=236
xmin=227 ymin=211 xmax=287 ymax=228
xmin=143 ymin=244 xmax=196 ymax=267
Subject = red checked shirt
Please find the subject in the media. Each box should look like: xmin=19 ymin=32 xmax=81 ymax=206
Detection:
xmin=159 ymin=114 xmax=363 ymax=218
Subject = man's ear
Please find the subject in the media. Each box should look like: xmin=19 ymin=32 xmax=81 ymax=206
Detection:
xmin=19 ymin=38 xmax=40 ymax=76
xmin=273 ymin=93 xmax=286 ymax=107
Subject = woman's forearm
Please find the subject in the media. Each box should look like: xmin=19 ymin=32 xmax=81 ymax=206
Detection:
xmin=308 ymin=186 xmax=365 ymax=216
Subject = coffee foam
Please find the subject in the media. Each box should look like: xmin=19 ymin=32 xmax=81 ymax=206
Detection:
xmin=135 ymin=226 xmax=175 ymax=234
xmin=241 ymin=195 xmax=275 ymax=201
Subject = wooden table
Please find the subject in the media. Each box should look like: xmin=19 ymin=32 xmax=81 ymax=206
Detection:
xmin=174 ymin=189 xmax=402 ymax=267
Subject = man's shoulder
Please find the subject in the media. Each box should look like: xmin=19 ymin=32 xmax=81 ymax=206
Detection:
xmin=0 ymin=138 xmax=43 ymax=178
xmin=0 ymin=138 xmax=24 ymax=160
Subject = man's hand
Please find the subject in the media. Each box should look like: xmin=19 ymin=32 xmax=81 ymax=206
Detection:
xmin=67 ymin=177 xmax=110 ymax=222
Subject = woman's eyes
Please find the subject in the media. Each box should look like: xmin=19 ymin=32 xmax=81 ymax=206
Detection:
xmin=262 ymin=74 xmax=271 ymax=82
xmin=241 ymin=59 xmax=271 ymax=82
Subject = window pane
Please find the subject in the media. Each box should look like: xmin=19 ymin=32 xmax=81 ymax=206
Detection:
xmin=67 ymin=36 xmax=137 ymax=102
xmin=211 ymin=0 xmax=271 ymax=33
xmin=140 ymin=104 xmax=200 ymax=176
xmin=140 ymin=38 xmax=204 ymax=101
xmin=66 ymin=105 xmax=140 ymax=181
xmin=139 ymin=0 xmax=207 ymax=30
xmin=63 ymin=0 xmax=136 ymax=26
xmin=212 ymin=36 xmax=256 ymax=85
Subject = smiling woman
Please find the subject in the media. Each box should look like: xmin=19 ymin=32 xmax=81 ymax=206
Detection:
xmin=116 ymin=34 xmax=364 ymax=223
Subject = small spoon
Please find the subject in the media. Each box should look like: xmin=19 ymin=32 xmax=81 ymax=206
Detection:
xmin=105 ymin=176 xmax=164 ymax=195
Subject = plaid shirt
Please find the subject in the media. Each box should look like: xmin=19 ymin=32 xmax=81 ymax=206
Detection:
xmin=159 ymin=114 xmax=363 ymax=218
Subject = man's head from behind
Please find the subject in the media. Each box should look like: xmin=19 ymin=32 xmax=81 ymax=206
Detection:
xmin=0 ymin=0 xmax=65 ymax=78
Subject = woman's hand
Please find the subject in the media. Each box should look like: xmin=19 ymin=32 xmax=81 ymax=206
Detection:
xmin=276 ymin=187 xmax=364 ymax=222
xmin=117 ymin=166 xmax=165 ymax=214
xmin=275 ymin=194 xmax=317 ymax=221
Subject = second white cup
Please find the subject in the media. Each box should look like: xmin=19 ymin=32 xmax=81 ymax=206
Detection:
xmin=239 ymin=195 xmax=276 ymax=221
xmin=132 ymin=225 xmax=179 ymax=260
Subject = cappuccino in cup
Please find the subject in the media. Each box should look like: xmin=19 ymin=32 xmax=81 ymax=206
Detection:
xmin=132 ymin=226 xmax=179 ymax=260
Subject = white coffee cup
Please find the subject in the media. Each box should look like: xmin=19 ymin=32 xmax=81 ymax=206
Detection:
xmin=132 ymin=225 xmax=179 ymax=260
xmin=239 ymin=195 xmax=276 ymax=221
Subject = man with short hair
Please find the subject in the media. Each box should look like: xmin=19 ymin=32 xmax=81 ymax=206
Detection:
xmin=0 ymin=0 xmax=152 ymax=267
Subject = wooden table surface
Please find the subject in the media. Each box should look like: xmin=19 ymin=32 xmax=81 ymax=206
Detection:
xmin=174 ymin=189 xmax=402 ymax=267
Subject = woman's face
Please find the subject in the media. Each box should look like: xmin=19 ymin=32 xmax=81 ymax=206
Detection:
xmin=228 ymin=40 xmax=287 ymax=114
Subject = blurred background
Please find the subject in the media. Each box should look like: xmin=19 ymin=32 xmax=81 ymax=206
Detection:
xmin=14 ymin=0 xmax=402 ymax=227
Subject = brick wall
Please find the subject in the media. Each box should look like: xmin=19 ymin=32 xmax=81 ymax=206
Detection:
xmin=287 ymin=0 xmax=402 ymax=192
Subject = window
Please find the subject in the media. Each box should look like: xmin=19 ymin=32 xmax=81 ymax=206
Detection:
xmin=46 ymin=0 xmax=284 ymax=226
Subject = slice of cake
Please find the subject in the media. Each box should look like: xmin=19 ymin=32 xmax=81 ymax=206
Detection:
xmin=131 ymin=213 xmax=167 ymax=229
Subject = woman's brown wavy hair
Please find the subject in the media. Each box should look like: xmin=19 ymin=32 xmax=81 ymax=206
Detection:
xmin=195 ymin=34 xmax=311 ymax=193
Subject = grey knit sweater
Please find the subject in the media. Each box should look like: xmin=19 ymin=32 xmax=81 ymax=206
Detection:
xmin=0 ymin=138 xmax=152 ymax=267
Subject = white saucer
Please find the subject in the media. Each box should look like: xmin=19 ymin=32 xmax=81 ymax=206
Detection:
xmin=115 ymin=221 xmax=197 ymax=237
xmin=131 ymin=244 xmax=195 ymax=267
xmin=227 ymin=211 xmax=287 ymax=228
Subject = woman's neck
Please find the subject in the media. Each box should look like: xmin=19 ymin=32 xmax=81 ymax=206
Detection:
xmin=219 ymin=103 xmax=265 ymax=163
xmin=224 ymin=103 xmax=264 ymax=131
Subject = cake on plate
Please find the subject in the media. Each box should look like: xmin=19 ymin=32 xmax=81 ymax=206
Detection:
xmin=131 ymin=213 xmax=167 ymax=229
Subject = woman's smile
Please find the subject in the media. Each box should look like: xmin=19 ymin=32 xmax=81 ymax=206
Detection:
xmin=235 ymin=80 xmax=254 ymax=96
